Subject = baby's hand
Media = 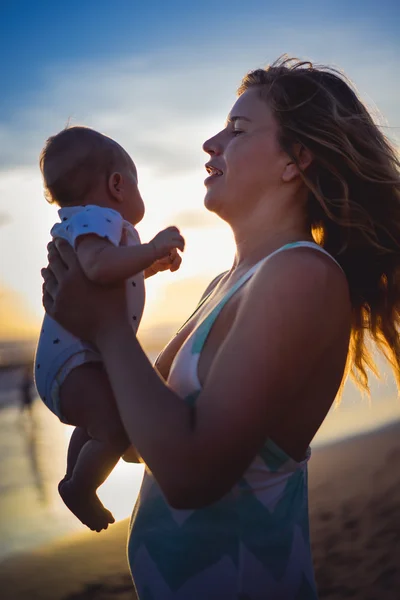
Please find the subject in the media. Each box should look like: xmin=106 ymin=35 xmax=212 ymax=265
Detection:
xmin=149 ymin=226 xmax=185 ymax=261
xmin=145 ymin=248 xmax=182 ymax=278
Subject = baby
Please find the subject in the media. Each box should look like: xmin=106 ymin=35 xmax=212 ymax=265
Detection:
xmin=34 ymin=126 xmax=185 ymax=531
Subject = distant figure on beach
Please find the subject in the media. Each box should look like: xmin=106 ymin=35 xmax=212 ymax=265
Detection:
xmin=34 ymin=127 xmax=184 ymax=532
xmin=42 ymin=57 xmax=400 ymax=599
xmin=19 ymin=363 xmax=34 ymax=414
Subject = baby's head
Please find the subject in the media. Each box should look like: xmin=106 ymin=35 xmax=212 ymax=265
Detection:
xmin=40 ymin=126 xmax=145 ymax=224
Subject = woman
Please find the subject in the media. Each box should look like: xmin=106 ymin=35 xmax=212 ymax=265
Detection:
xmin=42 ymin=57 xmax=400 ymax=599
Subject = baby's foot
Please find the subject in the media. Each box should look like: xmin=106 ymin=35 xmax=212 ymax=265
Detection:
xmin=58 ymin=478 xmax=115 ymax=532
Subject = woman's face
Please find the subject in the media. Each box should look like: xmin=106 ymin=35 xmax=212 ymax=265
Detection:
xmin=203 ymin=87 xmax=289 ymax=221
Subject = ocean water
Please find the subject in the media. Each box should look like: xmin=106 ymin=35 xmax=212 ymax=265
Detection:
xmin=0 ymin=358 xmax=399 ymax=563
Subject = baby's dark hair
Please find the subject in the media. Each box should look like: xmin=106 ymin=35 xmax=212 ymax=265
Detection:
xmin=40 ymin=126 xmax=132 ymax=206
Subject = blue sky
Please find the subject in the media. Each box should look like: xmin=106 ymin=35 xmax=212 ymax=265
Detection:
xmin=1 ymin=0 xmax=398 ymax=117
xmin=0 ymin=0 xmax=399 ymax=336
xmin=1 ymin=0 xmax=398 ymax=171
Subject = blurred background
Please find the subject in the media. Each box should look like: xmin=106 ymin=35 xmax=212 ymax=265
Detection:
xmin=0 ymin=1 xmax=399 ymax=598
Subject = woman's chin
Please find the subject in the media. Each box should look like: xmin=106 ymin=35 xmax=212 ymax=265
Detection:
xmin=203 ymin=190 xmax=220 ymax=213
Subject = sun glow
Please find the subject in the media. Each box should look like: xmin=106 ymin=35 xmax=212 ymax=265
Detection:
xmin=0 ymin=162 xmax=236 ymax=342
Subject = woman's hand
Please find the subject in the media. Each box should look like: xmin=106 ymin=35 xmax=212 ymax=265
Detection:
xmin=42 ymin=239 xmax=127 ymax=343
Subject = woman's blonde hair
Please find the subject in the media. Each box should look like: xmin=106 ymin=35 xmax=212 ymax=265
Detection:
xmin=239 ymin=56 xmax=400 ymax=394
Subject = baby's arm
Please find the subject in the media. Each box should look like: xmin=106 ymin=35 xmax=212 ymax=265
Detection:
xmin=76 ymin=227 xmax=184 ymax=285
xmin=77 ymin=235 xmax=156 ymax=284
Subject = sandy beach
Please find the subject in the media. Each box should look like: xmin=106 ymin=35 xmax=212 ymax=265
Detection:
xmin=1 ymin=420 xmax=399 ymax=600
xmin=309 ymin=421 xmax=400 ymax=599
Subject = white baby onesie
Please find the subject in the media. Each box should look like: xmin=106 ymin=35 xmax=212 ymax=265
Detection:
xmin=34 ymin=205 xmax=145 ymax=422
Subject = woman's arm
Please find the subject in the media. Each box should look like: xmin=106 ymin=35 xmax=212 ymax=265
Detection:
xmin=43 ymin=241 xmax=349 ymax=508
xmin=93 ymin=250 xmax=350 ymax=508
xmin=121 ymin=272 xmax=216 ymax=460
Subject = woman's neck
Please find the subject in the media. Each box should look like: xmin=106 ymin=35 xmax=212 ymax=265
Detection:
xmin=231 ymin=226 xmax=314 ymax=273
xmin=226 ymin=189 xmax=313 ymax=272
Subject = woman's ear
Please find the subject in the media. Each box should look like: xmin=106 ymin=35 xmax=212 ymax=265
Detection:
xmin=282 ymin=144 xmax=313 ymax=183
xmin=108 ymin=172 xmax=124 ymax=202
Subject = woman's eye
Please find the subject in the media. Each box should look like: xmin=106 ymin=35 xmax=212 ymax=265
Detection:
xmin=232 ymin=129 xmax=243 ymax=136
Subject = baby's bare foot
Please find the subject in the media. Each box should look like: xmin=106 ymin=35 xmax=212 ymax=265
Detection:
xmin=58 ymin=478 xmax=115 ymax=532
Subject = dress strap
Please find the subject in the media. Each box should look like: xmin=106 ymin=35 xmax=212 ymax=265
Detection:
xmin=191 ymin=241 xmax=344 ymax=354
xmin=278 ymin=241 xmax=344 ymax=274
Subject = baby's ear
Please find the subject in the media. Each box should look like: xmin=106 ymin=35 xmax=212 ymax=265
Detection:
xmin=108 ymin=171 xmax=124 ymax=202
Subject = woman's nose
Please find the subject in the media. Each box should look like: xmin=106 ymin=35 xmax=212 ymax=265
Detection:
xmin=203 ymin=132 xmax=223 ymax=156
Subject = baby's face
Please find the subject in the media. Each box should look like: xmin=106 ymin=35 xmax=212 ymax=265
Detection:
xmin=124 ymin=161 xmax=145 ymax=225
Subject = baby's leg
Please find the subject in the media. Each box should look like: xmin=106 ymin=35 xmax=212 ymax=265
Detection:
xmin=65 ymin=427 xmax=91 ymax=479
xmin=58 ymin=363 xmax=130 ymax=531
xmin=59 ymin=437 xmax=125 ymax=531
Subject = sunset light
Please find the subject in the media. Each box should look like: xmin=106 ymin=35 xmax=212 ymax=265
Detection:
xmin=1 ymin=2 xmax=399 ymax=599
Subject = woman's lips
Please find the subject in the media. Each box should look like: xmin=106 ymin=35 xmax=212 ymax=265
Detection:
xmin=204 ymin=165 xmax=223 ymax=186
xmin=204 ymin=172 xmax=222 ymax=186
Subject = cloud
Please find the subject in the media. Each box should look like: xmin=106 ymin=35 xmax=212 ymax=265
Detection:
xmin=1 ymin=17 xmax=399 ymax=340
xmin=0 ymin=213 xmax=10 ymax=226
xmin=0 ymin=53 xmax=230 ymax=176
xmin=0 ymin=21 xmax=398 ymax=180
xmin=171 ymin=209 xmax=221 ymax=229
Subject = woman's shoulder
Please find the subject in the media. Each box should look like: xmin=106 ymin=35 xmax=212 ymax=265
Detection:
xmin=257 ymin=243 xmax=348 ymax=292
xmin=246 ymin=244 xmax=351 ymax=327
